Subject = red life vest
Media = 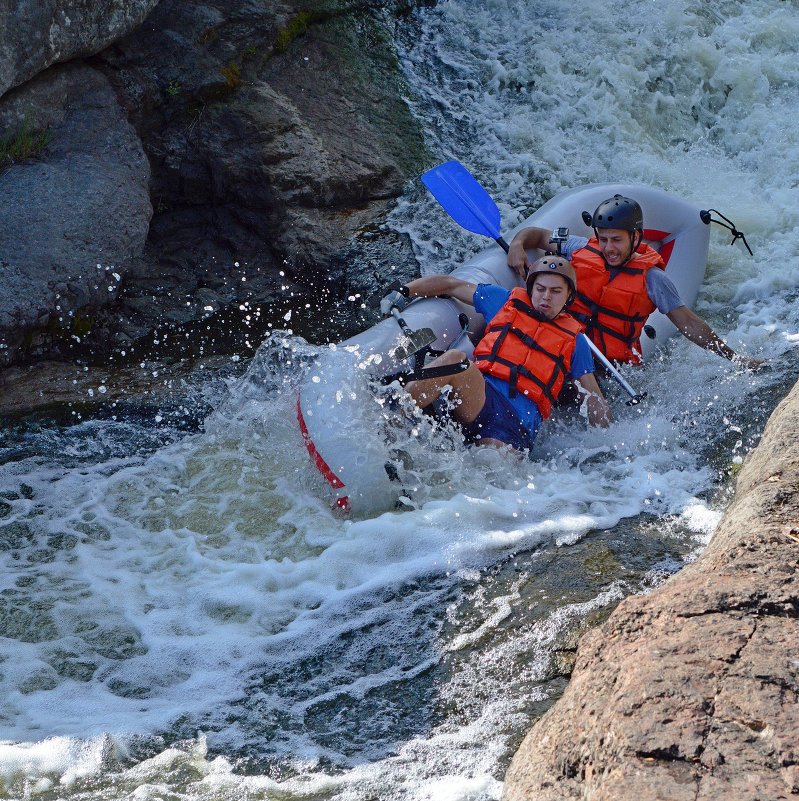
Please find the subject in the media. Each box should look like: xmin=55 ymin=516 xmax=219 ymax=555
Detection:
xmin=568 ymin=239 xmax=664 ymax=364
xmin=473 ymin=288 xmax=583 ymax=420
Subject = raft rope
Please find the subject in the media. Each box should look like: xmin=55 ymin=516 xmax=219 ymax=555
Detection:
xmin=700 ymin=209 xmax=753 ymax=256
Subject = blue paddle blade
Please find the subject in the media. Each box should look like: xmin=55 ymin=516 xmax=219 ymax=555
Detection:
xmin=421 ymin=160 xmax=502 ymax=240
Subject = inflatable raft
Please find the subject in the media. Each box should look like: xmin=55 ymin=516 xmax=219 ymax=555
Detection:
xmin=298 ymin=177 xmax=711 ymax=513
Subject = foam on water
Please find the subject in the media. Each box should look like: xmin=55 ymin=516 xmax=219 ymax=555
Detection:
xmin=0 ymin=333 xmax=782 ymax=798
xmin=2 ymin=0 xmax=799 ymax=798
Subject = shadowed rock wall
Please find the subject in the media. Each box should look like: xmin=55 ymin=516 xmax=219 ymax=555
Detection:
xmin=0 ymin=0 xmax=430 ymax=366
xmin=502 ymin=379 xmax=799 ymax=801
xmin=0 ymin=0 xmax=160 ymax=97
xmin=0 ymin=63 xmax=152 ymax=360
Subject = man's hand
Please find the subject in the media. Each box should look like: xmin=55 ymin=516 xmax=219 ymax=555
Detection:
xmin=507 ymin=239 xmax=530 ymax=279
xmin=507 ymin=226 xmax=553 ymax=279
xmin=666 ymin=306 xmax=767 ymax=370
xmin=380 ymin=286 xmax=410 ymax=316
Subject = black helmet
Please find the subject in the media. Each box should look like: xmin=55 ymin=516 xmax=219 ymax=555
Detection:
xmin=582 ymin=194 xmax=643 ymax=232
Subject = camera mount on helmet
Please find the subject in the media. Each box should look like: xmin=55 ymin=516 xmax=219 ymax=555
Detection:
xmin=548 ymin=226 xmax=569 ymax=256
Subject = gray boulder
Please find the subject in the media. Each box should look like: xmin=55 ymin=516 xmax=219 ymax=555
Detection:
xmin=0 ymin=0 xmax=429 ymax=366
xmin=98 ymin=0 xmax=428 ymax=267
xmin=90 ymin=0 xmax=429 ymax=349
xmin=0 ymin=63 xmax=152 ymax=364
xmin=0 ymin=0 xmax=160 ymax=97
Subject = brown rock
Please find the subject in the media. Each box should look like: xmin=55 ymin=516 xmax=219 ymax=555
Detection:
xmin=502 ymin=379 xmax=799 ymax=801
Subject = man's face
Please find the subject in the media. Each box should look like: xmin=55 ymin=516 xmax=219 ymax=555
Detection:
xmin=596 ymin=228 xmax=634 ymax=267
xmin=529 ymin=273 xmax=570 ymax=320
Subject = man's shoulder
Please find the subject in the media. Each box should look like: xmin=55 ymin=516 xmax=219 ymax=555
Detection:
xmin=474 ymin=283 xmax=511 ymax=316
xmin=634 ymin=244 xmax=666 ymax=267
xmin=645 ymin=266 xmax=683 ymax=312
xmin=476 ymin=282 xmax=512 ymax=300
xmin=563 ymin=235 xmax=590 ymax=260
xmin=645 ymin=266 xmax=680 ymax=291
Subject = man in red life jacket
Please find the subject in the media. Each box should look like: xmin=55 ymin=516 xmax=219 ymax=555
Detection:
xmin=379 ymin=256 xmax=611 ymax=453
xmin=507 ymin=194 xmax=762 ymax=368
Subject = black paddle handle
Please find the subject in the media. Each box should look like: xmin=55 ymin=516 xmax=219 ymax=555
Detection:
xmin=391 ymin=307 xmax=412 ymax=333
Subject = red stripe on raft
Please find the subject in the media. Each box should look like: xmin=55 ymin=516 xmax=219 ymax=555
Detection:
xmin=296 ymin=396 xmax=346 ymax=490
xmin=658 ymin=239 xmax=675 ymax=265
xmin=643 ymin=228 xmax=675 ymax=266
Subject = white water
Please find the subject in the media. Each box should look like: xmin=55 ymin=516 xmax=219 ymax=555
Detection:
xmin=2 ymin=0 xmax=799 ymax=798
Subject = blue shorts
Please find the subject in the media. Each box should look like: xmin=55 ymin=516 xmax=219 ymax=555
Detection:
xmin=461 ymin=380 xmax=537 ymax=452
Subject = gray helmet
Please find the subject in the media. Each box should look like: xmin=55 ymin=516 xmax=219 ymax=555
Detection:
xmin=582 ymin=194 xmax=643 ymax=232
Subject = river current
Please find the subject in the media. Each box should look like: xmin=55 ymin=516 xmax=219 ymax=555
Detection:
xmin=2 ymin=0 xmax=799 ymax=799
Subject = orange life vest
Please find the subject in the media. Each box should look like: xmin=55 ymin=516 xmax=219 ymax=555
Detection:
xmin=568 ymin=239 xmax=664 ymax=364
xmin=473 ymin=288 xmax=583 ymax=420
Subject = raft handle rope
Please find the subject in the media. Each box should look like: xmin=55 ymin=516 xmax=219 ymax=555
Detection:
xmin=700 ymin=209 xmax=753 ymax=256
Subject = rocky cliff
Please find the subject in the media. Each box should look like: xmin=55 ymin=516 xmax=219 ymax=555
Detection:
xmin=0 ymin=0 xmax=429 ymax=367
xmin=502 ymin=378 xmax=799 ymax=801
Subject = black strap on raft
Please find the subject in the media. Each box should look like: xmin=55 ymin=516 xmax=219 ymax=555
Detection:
xmin=700 ymin=209 xmax=753 ymax=256
xmin=393 ymin=358 xmax=471 ymax=386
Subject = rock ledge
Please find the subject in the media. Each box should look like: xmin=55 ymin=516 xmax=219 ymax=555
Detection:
xmin=503 ymin=378 xmax=799 ymax=801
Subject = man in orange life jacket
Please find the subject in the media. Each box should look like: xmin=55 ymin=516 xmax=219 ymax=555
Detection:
xmin=379 ymin=256 xmax=611 ymax=453
xmin=507 ymin=194 xmax=762 ymax=368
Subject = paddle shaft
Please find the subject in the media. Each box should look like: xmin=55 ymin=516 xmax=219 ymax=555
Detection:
xmin=390 ymin=306 xmax=413 ymax=336
xmin=579 ymin=335 xmax=647 ymax=406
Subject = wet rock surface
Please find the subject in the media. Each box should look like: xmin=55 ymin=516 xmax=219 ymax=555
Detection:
xmin=0 ymin=63 xmax=152 ymax=364
xmin=0 ymin=0 xmax=159 ymax=97
xmin=0 ymin=0 xmax=429 ymax=367
xmin=502 ymin=379 xmax=799 ymax=801
xmin=0 ymin=357 xmax=238 ymax=422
